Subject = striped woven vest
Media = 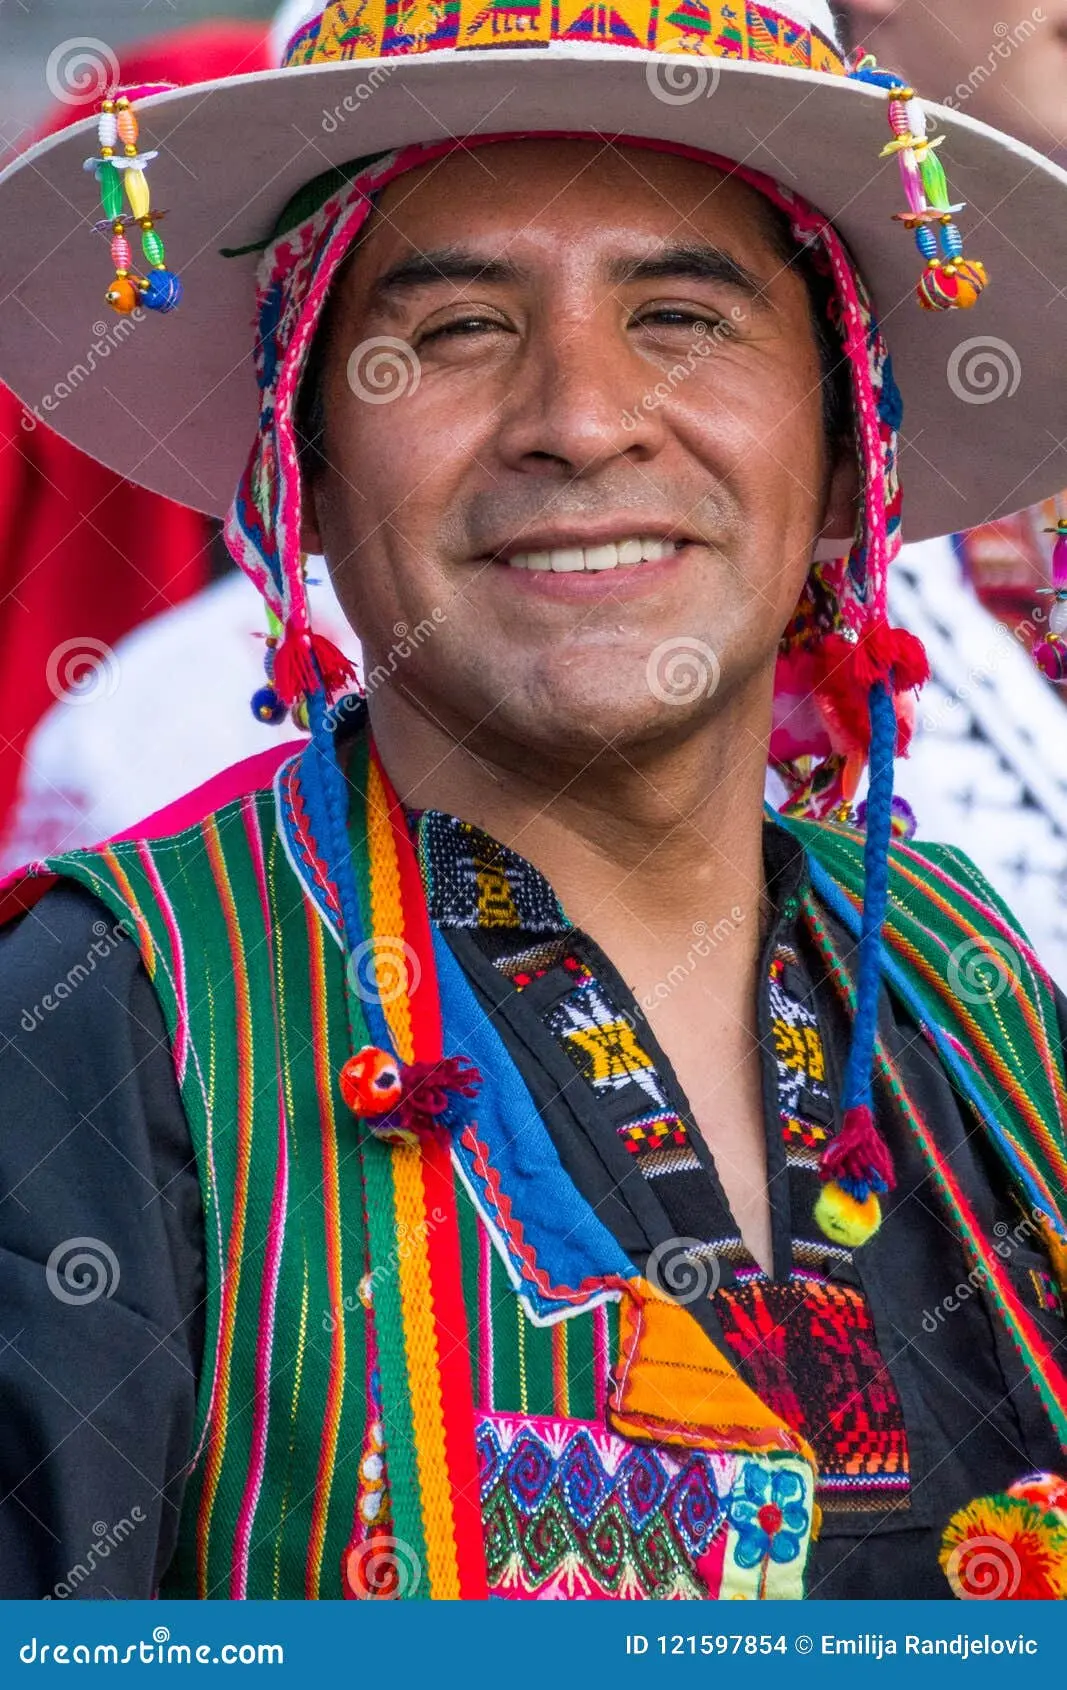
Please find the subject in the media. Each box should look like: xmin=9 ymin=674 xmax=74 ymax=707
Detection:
xmin=13 ymin=739 xmax=1067 ymax=1597
xmin=23 ymin=764 xmax=816 ymax=1601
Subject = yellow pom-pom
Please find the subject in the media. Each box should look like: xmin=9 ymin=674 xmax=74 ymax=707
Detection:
xmin=814 ymin=1182 xmax=882 ymax=1247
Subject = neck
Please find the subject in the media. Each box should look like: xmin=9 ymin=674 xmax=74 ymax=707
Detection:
xmin=367 ymin=683 xmax=772 ymax=948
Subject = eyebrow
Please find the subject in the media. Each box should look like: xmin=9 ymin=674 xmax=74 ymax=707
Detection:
xmin=369 ymin=241 xmax=772 ymax=307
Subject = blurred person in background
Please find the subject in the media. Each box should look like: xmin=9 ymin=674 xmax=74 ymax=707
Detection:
xmin=836 ymin=0 xmax=1067 ymax=985
xmin=0 ymin=18 xmax=272 ymax=858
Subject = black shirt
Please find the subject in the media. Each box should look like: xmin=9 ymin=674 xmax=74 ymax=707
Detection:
xmin=0 ymin=826 xmax=1064 ymax=1600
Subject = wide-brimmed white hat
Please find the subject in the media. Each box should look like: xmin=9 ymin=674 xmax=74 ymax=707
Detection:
xmin=1 ymin=0 xmax=1065 ymax=539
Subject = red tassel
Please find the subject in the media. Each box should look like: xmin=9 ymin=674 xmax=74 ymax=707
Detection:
xmin=274 ymin=628 xmax=359 ymax=705
xmin=310 ymin=633 xmax=359 ymax=698
xmin=392 ymin=1055 xmax=482 ymax=1136
xmin=815 ymin=623 xmax=930 ymax=759
xmin=820 ymin=1103 xmax=896 ymax=1192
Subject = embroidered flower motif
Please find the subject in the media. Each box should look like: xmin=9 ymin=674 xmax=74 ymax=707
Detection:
xmin=728 ymin=1465 xmax=809 ymax=1569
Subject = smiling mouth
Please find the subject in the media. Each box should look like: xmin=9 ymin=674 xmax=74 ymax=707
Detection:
xmin=500 ymin=537 xmax=685 ymax=573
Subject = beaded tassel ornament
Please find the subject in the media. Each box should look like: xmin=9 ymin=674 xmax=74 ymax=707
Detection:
xmin=86 ymin=94 xmax=182 ymax=315
xmin=850 ymin=57 xmax=988 ymax=311
xmin=1034 ymin=497 xmax=1067 ymax=682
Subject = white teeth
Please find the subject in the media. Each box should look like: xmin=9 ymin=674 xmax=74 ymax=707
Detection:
xmin=505 ymin=537 xmax=680 ymax=572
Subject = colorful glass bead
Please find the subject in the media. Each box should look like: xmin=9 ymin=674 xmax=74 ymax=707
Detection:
xmin=97 ymin=109 xmax=118 ymax=150
xmin=339 ymin=1047 xmax=403 ymax=1117
xmin=116 ymin=104 xmax=139 ymax=149
xmin=105 ymin=276 xmax=139 ymax=315
xmin=1052 ymin=534 xmax=1067 ymax=590
xmin=110 ymin=233 xmax=131 ymax=272
xmin=99 ymin=159 xmax=123 ymax=220
xmin=141 ymin=270 xmax=182 ymax=313
xmin=123 ymin=167 xmax=150 ymax=221
xmin=141 ymin=226 xmax=165 ymax=268
xmin=250 ymin=685 xmax=287 ymax=725
xmin=1033 ymin=635 xmax=1067 ymax=681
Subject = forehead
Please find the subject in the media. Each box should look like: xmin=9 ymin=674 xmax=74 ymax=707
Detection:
xmin=364 ymin=139 xmax=785 ymax=264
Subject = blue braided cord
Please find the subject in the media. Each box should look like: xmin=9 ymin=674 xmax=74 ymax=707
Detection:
xmin=804 ymin=853 xmax=1063 ymax=1235
xmin=303 ymin=685 xmax=394 ymax=1055
xmin=840 ymin=680 xmax=896 ymax=1113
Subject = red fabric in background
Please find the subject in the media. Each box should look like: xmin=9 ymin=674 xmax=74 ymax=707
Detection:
xmin=0 ymin=21 xmax=271 ymax=841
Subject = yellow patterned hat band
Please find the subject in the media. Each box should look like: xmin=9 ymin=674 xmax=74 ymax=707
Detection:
xmin=281 ymin=0 xmax=846 ymax=74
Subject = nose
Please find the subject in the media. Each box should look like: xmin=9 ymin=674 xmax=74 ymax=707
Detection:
xmin=493 ymin=304 xmax=668 ymax=478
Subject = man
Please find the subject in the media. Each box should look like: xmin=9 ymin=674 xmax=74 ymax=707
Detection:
xmin=0 ymin=1 xmax=1066 ymax=1604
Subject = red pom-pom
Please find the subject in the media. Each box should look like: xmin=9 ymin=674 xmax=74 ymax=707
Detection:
xmin=391 ymin=1056 xmax=482 ymax=1135
xmin=339 ymin=1046 xmax=402 ymax=1116
xmin=820 ymin=1103 xmax=896 ymax=1194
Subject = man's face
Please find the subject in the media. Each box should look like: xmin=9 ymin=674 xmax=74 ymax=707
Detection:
xmin=305 ymin=140 xmax=850 ymax=766
xmin=844 ymin=1 xmax=1067 ymax=156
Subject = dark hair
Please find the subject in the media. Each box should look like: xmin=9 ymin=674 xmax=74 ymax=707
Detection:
xmin=294 ymin=202 xmax=855 ymax=477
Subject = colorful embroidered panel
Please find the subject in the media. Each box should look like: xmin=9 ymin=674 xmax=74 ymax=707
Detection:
xmin=415 ymin=808 xmax=912 ymax=1518
xmin=477 ymin=1412 xmax=812 ymax=1599
xmin=715 ymin=1280 xmax=909 ymax=1511
xmin=283 ymin=0 xmax=846 ymax=72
